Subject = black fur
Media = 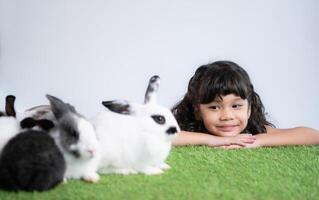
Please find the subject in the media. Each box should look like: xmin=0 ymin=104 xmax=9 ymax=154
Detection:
xmin=144 ymin=75 xmax=160 ymax=104
xmin=20 ymin=117 xmax=37 ymax=129
xmin=151 ymin=115 xmax=166 ymax=125
xmin=102 ymin=101 xmax=131 ymax=115
xmin=166 ymin=127 xmax=177 ymax=135
xmin=20 ymin=117 xmax=55 ymax=131
xmin=0 ymin=130 xmax=66 ymax=192
xmin=36 ymin=119 xmax=55 ymax=131
xmin=5 ymin=95 xmax=16 ymax=117
xmin=58 ymin=114 xmax=81 ymax=153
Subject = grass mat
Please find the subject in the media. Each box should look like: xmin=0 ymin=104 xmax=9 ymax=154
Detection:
xmin=1 ymin=146 xmax=319 ymax=200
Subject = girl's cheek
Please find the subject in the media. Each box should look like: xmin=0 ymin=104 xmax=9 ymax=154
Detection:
xmin=205 ymin=113 xmax=219 ymax=125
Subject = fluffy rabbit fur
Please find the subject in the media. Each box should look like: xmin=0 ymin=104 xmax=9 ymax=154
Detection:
xmin=47 ymin=95 xmax=100 ymax=182
xmin=0 ymin=117 xmax=20 ymax=153
xmin=0 ymin=95 xmax=55 ymax=153
xmin=17 ymin=105 xmax=56 ymax=125
xmin=93 ymin=75 xmax=180 ymax=175
xmin=0 ymin=95 xmax=65 ymax=191
xmin=0 ymin=130 xmax=66 ymax=191
xmin=0 ymin=95 xmax=20 ymax=153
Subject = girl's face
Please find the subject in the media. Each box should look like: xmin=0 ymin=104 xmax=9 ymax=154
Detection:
xmin=197 ymin=94 xmax=251 ymax=137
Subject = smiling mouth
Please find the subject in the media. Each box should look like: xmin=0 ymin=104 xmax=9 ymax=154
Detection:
xmin=216 ymin=125 xmax=239 ymax=132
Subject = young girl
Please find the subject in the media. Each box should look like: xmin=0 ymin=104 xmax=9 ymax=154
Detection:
xmin=172 ymin=61 xmax=319 ymax=148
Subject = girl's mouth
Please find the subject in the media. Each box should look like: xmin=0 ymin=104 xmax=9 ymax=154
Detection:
xmin=216 ymin=125 xmax=239 ymax=132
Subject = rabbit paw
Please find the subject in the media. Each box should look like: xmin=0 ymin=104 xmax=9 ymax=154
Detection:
xmin=83 ymin=172 xmax=100 ymax=183
xmin=141 ymin=167 xmax=164 ymax=175
xmin=159 ymin=163 xmax=171 ymax=170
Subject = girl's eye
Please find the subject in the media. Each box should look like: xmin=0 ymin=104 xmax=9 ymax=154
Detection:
xmin=232 ymin=104 xmax=243 ymax=109
xmin=209 ymin=105 xmax=220 ymax=110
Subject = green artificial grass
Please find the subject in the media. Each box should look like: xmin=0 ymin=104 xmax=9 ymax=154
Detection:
xmin=1 ymin=146 xmax=319 ymax=200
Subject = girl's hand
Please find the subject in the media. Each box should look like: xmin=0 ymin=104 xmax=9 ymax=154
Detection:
xmin=228 ymin=134 xmax=257 ymax=146
xmin=218 ymin=135 xmax=261 ymax=149
xmin=242 ymin=138 xmax=261 ymax=148
xmin=207 ymin=134 xmax=256 ymax=148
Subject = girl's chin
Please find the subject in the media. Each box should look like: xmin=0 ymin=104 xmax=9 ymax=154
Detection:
xmin=211 ymin=130 xmax=241 ymax=137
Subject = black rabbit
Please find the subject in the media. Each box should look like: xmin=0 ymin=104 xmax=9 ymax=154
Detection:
xmin=0 ymin=130 xmax=66 ymax=191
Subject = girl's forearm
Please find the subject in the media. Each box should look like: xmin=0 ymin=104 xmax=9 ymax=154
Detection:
xmin=172 ymin=131 xmax=213 ymax=146
xmin=172 ymin=131 xmax=256 ymax=147
xmin=257 ymin=127 xmax=319 ymax=147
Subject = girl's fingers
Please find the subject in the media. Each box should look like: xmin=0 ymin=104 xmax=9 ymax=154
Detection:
xmin=241 ymin=138 xmax=256 ymax=143
xmin=239 ymin=135 xmax=256 ymax=143
xmin=240 ymin=134 xmax=253 ymax=137
xmin=230 ymin=141 xmax=246 ymax=146
xmin=223 ymin=145 xmax=243 ymax=149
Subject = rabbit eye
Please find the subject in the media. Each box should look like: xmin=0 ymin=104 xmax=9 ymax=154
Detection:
xmin=151 ymin=115 xmax=166 ymax=125
xmin=70 ymin=130 xmax=79 ymax=138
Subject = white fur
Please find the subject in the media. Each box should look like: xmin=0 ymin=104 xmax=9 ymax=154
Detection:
xmin=0 ymin=117 xmax=20 ymax=153
xmin=92 ymin=102 xmax=180 ymax=175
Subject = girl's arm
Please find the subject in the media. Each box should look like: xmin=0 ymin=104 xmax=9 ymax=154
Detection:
xmin=172 ymin=131 xmax=256 ymax=147
xmin=249 ymin=126 xmax=319 ymax=148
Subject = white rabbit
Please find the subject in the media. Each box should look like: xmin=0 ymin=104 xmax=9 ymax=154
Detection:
xmin=0 ymin=117 xmax=20 ymax=153
xmin=46 ymin=95 xmax=101 ymax=183
xmin=0 ymin=95 xmax=20 ymax=153
xmin=93 ymin=75 xmax=180 ymax=175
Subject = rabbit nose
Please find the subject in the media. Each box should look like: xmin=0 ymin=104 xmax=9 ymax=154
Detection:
xmin=88 ymin=149 xmax=95 ymax=157
xmin=166 ymin=127 xmax=177 ymax=135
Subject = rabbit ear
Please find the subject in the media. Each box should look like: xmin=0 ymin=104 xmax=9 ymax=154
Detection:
xmin=20 ymin=117 xmax=37 ymax=129
xmin=46 ymin=94 xmax=76 ymax=119
xmin=35 ymin=119 xmax=55 ymax=131
xmin=5 ymin=95 xmax=16 ymax=117
xmin=20 ymin=117 xmax=54 ymax=131
xmin=144 ymin=75 xmax=160 ymax=104
xmin=102 ymin=100 xmax=132 ymax=115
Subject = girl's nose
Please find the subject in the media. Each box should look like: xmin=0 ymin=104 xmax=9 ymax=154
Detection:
xmin=220 ymin=108 xmax=234 ymax=121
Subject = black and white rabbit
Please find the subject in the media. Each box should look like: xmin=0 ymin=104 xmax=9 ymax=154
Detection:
xmin=46 ymin=95 xmax=100 ymax=182
xmin=0 ymin=95 xmax=65 ymax=191
xmin=0 ymin=95 xmax=55 ymax=153
xmin=0 ymin=95 xmax=20 ymax=153
xmin=17 ymin=105 xmax=56 ymax=125
xmin=93 ymin=75 xmax=180 ymax=175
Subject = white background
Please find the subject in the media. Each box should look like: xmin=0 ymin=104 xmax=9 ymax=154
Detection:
xmin=0 ymin=0 xmax=318 ymax=129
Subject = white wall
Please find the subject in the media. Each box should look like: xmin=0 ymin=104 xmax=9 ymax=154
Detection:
xmin=0 ymin=0 xmax=318 ymax=129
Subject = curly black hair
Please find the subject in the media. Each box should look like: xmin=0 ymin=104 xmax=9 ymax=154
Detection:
xmin=171 ymin=60 xmax=274 ymax=135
